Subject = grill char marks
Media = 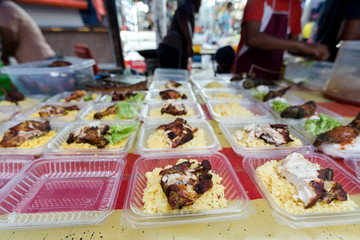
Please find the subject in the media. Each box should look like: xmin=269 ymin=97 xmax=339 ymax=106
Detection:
xmin=66 ymin=123 xmax=110 ymax=148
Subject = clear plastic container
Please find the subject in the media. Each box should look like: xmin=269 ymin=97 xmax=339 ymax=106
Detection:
xmin=0 ymin=120 xmax=66 ymax=157
xmin=199 ymin=88 xmax=249 ymax=102
xmin=121 ymin=152 xmax=255 ymax=228
xmin=140 ymin=100 xmax=205 ymax=122
xmin=0 ymin=95 xmax=48 ymax=111
xmin=206 ymin=99 xmax=272 ymax=122
xmin=0 ymin=106 xmax=20 ymax=123
xmin=46 ymin=91 xmax=102 ymax=103
xmin=344 ymin=158 xmax=360 ymax=179
xmin=219 ymin=120 xmax=315 ymax=156
xmin=99 ymin=91 xmax=147 ymax=103
xmin=192 ymin=80 xmax=237 ymax=92
xmin=45 ymin=120 xmax=138 ymax=157
xmin=79 ymin=102 xmax=142 ymax=121
xmin=14 ymin=102 xmax=91 ymax=122
xmin=0 ymin=57 xmax=96 ymax=95
xmin=243 ymin=152 xmax=360 ymax=229
xmin=313 ymin=138 xmax=360 ymax=159
xmin=149 ymin=81 xmax=192 ymax=91
xmin=135 ymin=119 xmax=221 ymax=156
xmin=153 ymin=68 xmax=189 ymax=81
xmin=0 ymin=156 xmax=125 ymax=229
xmin=145 ymin=89 xmax=196 ymax=102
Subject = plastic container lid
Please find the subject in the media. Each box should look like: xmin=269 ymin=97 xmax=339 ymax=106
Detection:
xmin=140 ymin=100 xmax=205 ymax=122
xmin=45 ymin=120 xmax=138 ymax=157
xmin=14 ymin=102 xmax=91 ymax=122
xmin=134 ymin=119 xmax=221 ymax=157
xmin=199 ymin=88 xmax=249 ymax=102
xmin=153 ymin=68 xmax=189 ymax=81
xmin=0 ymin=155 xmax=125 ymax=229
xmin=0 ymin=106 xmax=20 ymax=123
xmin=0 ymin=120 xmax=66 ymax=157
xmin=206 ymin=99 xmax=272 ymax=122
xmin=243 ymin=152 xmax=360 ymax=229
xmin=46 ymin=91 xmax=102 ymax=103
xmin=219 ymin=120 xmax=315 ymax=156
xmin=121 ymin=152 xmax=255 ymax=228
xmin=148 ymin=81 xmax=193 ymax=91
xmin=145 ymin=89 xmax=196 ymax=102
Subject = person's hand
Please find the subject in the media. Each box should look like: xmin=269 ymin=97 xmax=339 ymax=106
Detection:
xmin=297 ymin=42 xmax=330 ymax=61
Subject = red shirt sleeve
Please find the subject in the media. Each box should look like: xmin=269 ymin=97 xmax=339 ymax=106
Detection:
xmin=242 ymin=0 xmax=265 ymax=24
xmin=289 ymin=0 xmax=302 ymax=36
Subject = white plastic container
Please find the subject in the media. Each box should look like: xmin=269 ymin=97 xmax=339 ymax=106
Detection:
xmin=145 ymin=89 xmax=196 ymax=102
xmin=206 ymin=99 xmax=272 ymax=122
xmin=14 ymin=102 xmax=91 ymax=122
xmin=149 ymin=81 xmax=192 ymax=91
xmin=0 ymin=106 xmax=20 ymax=123
xmin=45 ymin=120 xmax=138 ymax=157
xmin=243 ymin=152 xmax=360 ymax=229
xmin=0 ymin=95 xmax=48 ymax=111
xmin=0 ymin=57 xmax=96 ymax=95
xmin=0 ymin=120 xmax=66 ymax=157
xmin=46 ymin=91 xmax=101 ymax=103
xmin=135 ymin=119 xmax=221 ymax=156
xmin=0 ymin=156 xmax=125 ymax=229
xmin=153 ymin=68 xmax=189 ymax=81
xmin=219 ymin=120 xmax=315 ymax=156
xmin=140 ymin=100 xmax=205 ymax=122
xmin=121 ymin=152 xmax=255 ymax=228
xmin=199 ymin=88 xmax=249 ymax=102
xmin=99 ymin=91 xmax=147 ymax=103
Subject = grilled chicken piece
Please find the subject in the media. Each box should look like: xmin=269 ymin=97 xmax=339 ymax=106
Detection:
xmin=240 ymin=76 xmax=278 ymax=89
xmin=38 ymin=105 xmax=79 ymax=117
xmin=280 ymin=101 xmax=317 ymax=119
xmin=165 ymin=80 xmax=182 ymax=89
xmin=0 ymin=120 xmax=50 ymax=147
xmin=64 ymin=90 xmax=87 ymax=102
xmin=317 ymin=168 xmax=334 ymax=181
xmin=157 ymin=118 xmax=198 ymax=148
xmin=263 ymin=86 xmax=291 ymax=102
xmin=159 ymin=90 xmax=187 ymax=100
xmin=66 ymin=123 xmax=110 ymax=148
xmin=161 ymin=101 xmax=187 ymax=116
xmin=314 ymin=112 xmax=360 ymax=149
xmin=243 ymin=124 xmax=294 ymax=146
xmin=159 ymin=160 xmax=213 ymax=209
xmin=1 ymin=85 xmax=25 ymax=104
xmin=94 ymin=104 xmax=118 ymax=119
xmin=322 ymin=181 xmax=348 ymax=203
xmin=111 ymin=91 xmax=136 ymax=101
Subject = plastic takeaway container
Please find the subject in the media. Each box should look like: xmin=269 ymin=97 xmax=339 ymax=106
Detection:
xmin=1 ymin=57 xmax=96 ymax=95
xmin=153 ymin=68 xmax=189 ymax=81
xmin=145 ymin=89 xmax=196 ymax=102
xmin=199 ymin=88 xmax=249 ymax=102
xmin=148 ymin=80 xmax=192 ymax=91
xmin=46 ymin=91 xmax=102 ymax=103
xmin=344 ymin=158 xmax=360 ymax=179
xmin=243 ymin=152 xmax=360 ymax=228
xmin=0 ymin=156 xmax=125 ymax=229
xmin=0 ymin=106 xmax=20 ymax=123
xmin=121 ymin=152 xmax=255 ymax=228
xmin=0 ymin=95 xmax=48 ymax=111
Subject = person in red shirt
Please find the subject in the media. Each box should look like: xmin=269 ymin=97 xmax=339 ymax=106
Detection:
xmin=232 ymin=0 xmax=329 ymax=80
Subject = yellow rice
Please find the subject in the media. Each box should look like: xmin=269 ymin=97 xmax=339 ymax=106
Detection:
xmin=60 ymin=93 xmax=99 ymax=102
xmin=213 ymin=102 xmax=255 ymax=117
xmin=0 ymin=130 xmax=57 ymax=149
xmin=147 ymin=128 xmax=207 ymax=149
xmin=30 ymin=110 xmax=79 ymax=118
xmin=149 ymin=106 xmax=195 ymax=118
xmin=83 ymin=110 xmax=115 ymax=120
xmin=60 ymin=137 xmax=127 ymax=149
xmin=204 ymin=82 xmax=225 ymax=88
xmin=142 ymin=159 xmax=227 ymax=214
xmin=233 ymin=130 xmax=302 ymax=148
xmin=209 ymin=92 xmax=243 ymax=99
xmin=256 ymin=160 xmax=358 ymax=214
xmin=0 ymin=98 xmax=39 ymax=110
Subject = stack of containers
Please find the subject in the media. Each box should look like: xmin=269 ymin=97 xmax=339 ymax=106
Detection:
xmin=122 ymin=68 xmax=255 ymax=228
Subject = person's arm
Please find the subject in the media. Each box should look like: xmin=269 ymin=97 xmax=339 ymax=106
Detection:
xmin=0 ymin=27 xmax=18 ymax=65
xmin=177 ymin=10 xmax=193 ymax=58
xmin=339 ymin=19 xmax=360 ymax=40
xmin=243 ymin=21 xmax=330 ymax=60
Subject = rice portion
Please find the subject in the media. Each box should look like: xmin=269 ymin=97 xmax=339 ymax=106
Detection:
xmin=142 ymin=159 xmax=227 ymax=214
xmin=204 ymin=82 xmax=225 ymax=88
xmin=147 ymin=128 xmax=206 ymax=149
xmin=233 ymin=130 xmax=302 ymax=148
xmin=213 ymin=102 xmax=255 ymax=117
xmin=0 ymin=98 xmax=39 ymax=110
xmin=83 ymin=110 xmax=116 ymax=120
xmin=209 ymin=92 xmax=243 ymax=99
xmin=59 ymin=137 xmax=127 ymax=149
xmin=0 ymin=130 xmax=57 ymax=149
xmin=60 ymin=93 xmax=99 ymax=102
xmin=256 ymin=160 xmax=358 ymax=214
xmin=30 ymin=110 xmax=79 ymax=118
xmin=149 ymin=106 xmax=195 ymax=117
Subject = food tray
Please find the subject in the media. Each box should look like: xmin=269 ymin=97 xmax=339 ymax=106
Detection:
xmin=148 ymin=81 xmax=192 ymax=91
xmin=199 ymin=88 xmax=249 ymax=101
xmin=14 ymin=102 xmax=91 ymax=122
xmin=0 ymin=95 xmax=48 ymax=111
xmin=45 ymin=120 xmax=138 ymax=157
xmin=219 ymin=120 xmax=315 ymax=156
xmin=206 ymin=99 xmax=272 ymax=122
xmin=134 ymin=119 xmax=221 ymax=156
xmin=121 ymin=152 xmax=255 ymax=228
xmin=79 ymin=102 xmax=142 ymax=121
xmin=99 ymin=91 xmax=147 ymax=103
xmin=153 ymin=68 xmax=189 ymax=81
xmin=46 ymin=91 xmax=102 ymax=103
xmin=0 ymin=106 xmax=20 ymax=123
xmin=145 ymin=89 xmax=196 ymax=102
xmin=0 ymin=120 xmax=66 ymax=157
xmin=0 ymin=156 xmax=125 ymax=229
xmin=243 ymin=152 xmax=360 ymax=229
xmin=140 ymin=100 xmax=205 ymax=122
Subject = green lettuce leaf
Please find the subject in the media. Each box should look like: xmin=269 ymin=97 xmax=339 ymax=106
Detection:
xmin=83 ymin=95 xmax=93 ymax=101
xmin=106 ymin=122 xmax=139 ymax=144
xmin=272 ymin=100 xmax=292 ymax=113
xmin=303 ymin=113 xmax=343 ymax=135
xmin=115 ymin=101 xmax=139 ymax=119
xmin=254 ymin=89 xmax=267 ymax=101
xmin=125 ymin=93 xmax=145 ymax=110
